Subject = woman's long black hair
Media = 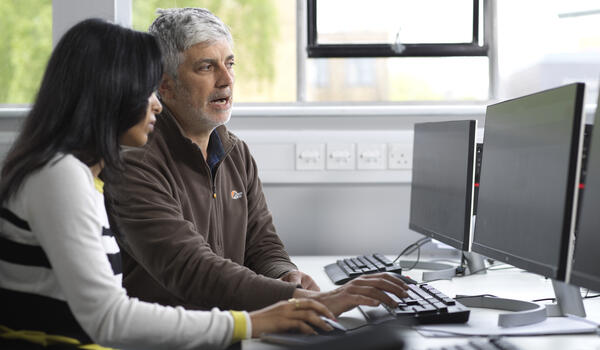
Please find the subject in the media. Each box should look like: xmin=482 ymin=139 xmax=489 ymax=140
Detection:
xmin=0 ymin=18 xmax=163 ymax=202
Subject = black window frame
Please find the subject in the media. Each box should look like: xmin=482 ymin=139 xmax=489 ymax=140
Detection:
xmin=307 ymin=0 xmax=488 ymax=58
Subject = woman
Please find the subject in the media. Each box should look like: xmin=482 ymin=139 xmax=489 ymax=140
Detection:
xmin=0 ymin=18 xmax=334 ymax=349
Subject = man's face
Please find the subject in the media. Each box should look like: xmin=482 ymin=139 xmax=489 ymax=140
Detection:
xmin=168 ymin=39 xmax=235 ymax=133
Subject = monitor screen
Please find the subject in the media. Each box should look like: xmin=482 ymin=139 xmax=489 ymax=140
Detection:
xmin=570 ymin=95 xmax=600 ymax=291
xmin=409 ymin=120 xmax=476 ymax=252
xmin=472 ymin=83 xmax=585 ymax=280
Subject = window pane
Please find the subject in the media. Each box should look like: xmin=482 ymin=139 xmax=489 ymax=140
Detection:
xmin=0 ymin=1 xmax=52 ymax=104
xmin=497 ymin=0 xmax=600 ymax=103
xmin=316 ymin=0 xmax=474 ymax=45
xmin=132 ymin=0 xmax=296 ymax=102
xmin=307 ymin=57 xmax=488 ymax=102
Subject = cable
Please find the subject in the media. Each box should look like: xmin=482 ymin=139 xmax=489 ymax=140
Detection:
xmin=402 ymin=237 xmax=431 ymax=256
xmin=532 ymin=297 xmax=556 ymax=302
xmin=392 ymin=237 xmax=430 ymax=264
xmin=532 ymin=289 xmax=600 ymax=303
xmin=583 ymin=289 xmax=600 ymax=299
xmin=402 ymin=243 xmax=422 ymax=271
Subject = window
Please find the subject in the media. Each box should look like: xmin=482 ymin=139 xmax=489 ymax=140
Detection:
xmin=304 ymin=0 xmax=490 ymax=102
xmin=307 ymin=0 xmax=487 ymax=57
xmin=132 ymin=0 xmax=297 ymax=102
xmin=496 ymin=0 xmax=600 ymax=103
xmin=306 ymin=56 xmax=489 ymax=102
xmin=132 ymin=0 xmax=489 ymax=103
xmin=0 ymin=1 xmax=52 ymax=104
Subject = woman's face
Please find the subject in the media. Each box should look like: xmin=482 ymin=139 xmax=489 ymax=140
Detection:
xmin=120 ymin=92 xmax=162 ymax=147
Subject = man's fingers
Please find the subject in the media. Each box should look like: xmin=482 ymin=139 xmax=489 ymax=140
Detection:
xmin=361 ymin=272 xmax=410 ymax=290
xmin=345 ymin=294 xmax=381 ymax=308
xmin=351 ymin=275 xmax=409 ymax=298
xmin=345 ymin=284 xmax=397 ymax=308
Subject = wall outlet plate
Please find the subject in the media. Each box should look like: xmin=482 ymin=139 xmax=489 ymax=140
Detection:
xmin=326 ymin=143 xmax=355 ymax=170
xmin=296 ymin=143 xmax=326 ymax=170
xmin=357 ymin=143 xmax=387 ymax=170
xmin=388 ymin=143 xmax=412 ymax=169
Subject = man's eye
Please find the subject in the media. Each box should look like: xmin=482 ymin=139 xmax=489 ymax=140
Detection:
xmin=227 ymin=61 xmax=235 ymax=68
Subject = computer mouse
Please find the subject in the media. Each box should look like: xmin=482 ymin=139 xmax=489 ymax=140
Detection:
xmin=315 ymin=316 xmax=347 ymax=335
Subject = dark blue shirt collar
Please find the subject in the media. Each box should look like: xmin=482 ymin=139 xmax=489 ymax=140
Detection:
xmin=206 ymin=129 xmax=225 ymax=176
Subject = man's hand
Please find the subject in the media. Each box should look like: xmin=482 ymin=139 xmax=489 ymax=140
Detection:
xmin=280 ymin=270 xmax=320 ymax=291
xmin=292 ymin=272 xmax=409 ymax=316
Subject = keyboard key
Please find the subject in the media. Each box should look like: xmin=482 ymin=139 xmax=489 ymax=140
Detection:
xmin=384 ymin=264 xmax=402 ymax=272
xmin=442 ymin=297 xmax=456 ymax=305
xmin=373 ymin=253 xmax=394 ymax=266
xmin=346 ymin=259 xmax=359 ymax=271
xmin=352 ymin=257 xmax=365 ymax=268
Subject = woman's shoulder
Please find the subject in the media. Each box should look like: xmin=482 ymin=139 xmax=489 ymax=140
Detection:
xmin=26 ymin=154 xmax=95 ymax=195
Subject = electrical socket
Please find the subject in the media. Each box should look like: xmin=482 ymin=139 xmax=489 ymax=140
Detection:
xmin=326 ymin=143 xmax=355 ymax=170
xmin=388 ymin=143 xmax=412 ymax=169
xmin=357 ymin=143 xmax=387 ymax=170
xmin=296 ymin=143 xmax=325 ymax=170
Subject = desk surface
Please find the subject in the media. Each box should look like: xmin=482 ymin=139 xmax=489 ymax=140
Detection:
xmin=243 ymin=256 xmax=600 ymax=350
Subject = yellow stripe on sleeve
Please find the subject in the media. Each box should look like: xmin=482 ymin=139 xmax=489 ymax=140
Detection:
xmin=93 ymin=177 xmax=104 ymax=194
xmin=0 ymin=325 xmax=114 ymax=349
xmin=229 ymin=311 xmax=247 ymax=342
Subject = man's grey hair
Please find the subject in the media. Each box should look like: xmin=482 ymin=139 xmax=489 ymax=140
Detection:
xmin=149 ymin=8 xmax=233 ymax=79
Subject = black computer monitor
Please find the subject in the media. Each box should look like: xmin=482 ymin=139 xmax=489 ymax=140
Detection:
xmin=570 ymin=93 xmax=600 ymax=292
xmin=472 ymin=83 xmax=585 ymax=281
xmin=409 ymin=120 xmax=477 ymax=252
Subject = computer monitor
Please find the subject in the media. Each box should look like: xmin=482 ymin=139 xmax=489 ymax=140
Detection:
xmin=469 ymin=83 xmax=586 ymax=323
xmin=570 ymin=93 xmax=600 ymax=293
xmin=410 ymin=120 xmax=476 ymax=252
xmin=408 ymin=120 xmax=485 ymax=280
xmin=472 ymin=83 xmax=585 ymax=281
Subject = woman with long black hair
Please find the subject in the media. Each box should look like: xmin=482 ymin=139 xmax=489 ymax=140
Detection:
xmin=0 ymin=18 xmax=333 ymax=350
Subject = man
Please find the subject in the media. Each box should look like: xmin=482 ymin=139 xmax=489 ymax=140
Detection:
xmin=106 ymin=8 xmax=408 ymax=313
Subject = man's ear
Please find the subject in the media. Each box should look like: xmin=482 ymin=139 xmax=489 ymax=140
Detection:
xmin=158 ymin=73 xmax=176 ymax=101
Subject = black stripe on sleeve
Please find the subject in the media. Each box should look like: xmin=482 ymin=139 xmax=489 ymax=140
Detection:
xmin=101 ymin=227 xmax=114 ymax=237
xmin=107 ymin=252 xmax=122 ymax=275
xmin=0 ymin=287 xmax=92 ymax=344
xmin=0 ymin=235 xmax=51 ymax=268
xmin=0 ymin=208 xmax=31 ymax=231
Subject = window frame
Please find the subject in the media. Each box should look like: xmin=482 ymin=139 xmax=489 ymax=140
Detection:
xmin=306 ymin=0 xmax=489 ymax=58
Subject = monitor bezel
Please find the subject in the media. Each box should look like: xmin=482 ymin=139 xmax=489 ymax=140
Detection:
xmin=570 ymin=90 xmax=600 ymax=291
xmin=472 ymin=83 xmax=585 ymax=281
xmin=409 ymin=119 xmax=477 ymax=252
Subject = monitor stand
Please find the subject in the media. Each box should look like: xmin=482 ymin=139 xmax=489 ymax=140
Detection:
xmin=398 ymin=260 xmax=457 ymax=281
xmin=456 ymin=295 xmax=547 ymax=327
xmin=545 ymin=279 xmax=586 ymax=317
xmin=399 ymin=252 xmax=488 ymax=282
xmin=456 ymin=279 xmax=586 ymax=327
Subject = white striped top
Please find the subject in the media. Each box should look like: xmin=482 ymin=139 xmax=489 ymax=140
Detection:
xmin=0 ymin=154 xmax=245 ymax=349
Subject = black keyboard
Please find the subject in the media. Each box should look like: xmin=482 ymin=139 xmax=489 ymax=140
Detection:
xmin=427 ymin=338 xmax=521 ymax=350
xmin=324 ymin=253 xmax=403 ymax=285
xmin=359 ymin=283 xmax=470 ymax=324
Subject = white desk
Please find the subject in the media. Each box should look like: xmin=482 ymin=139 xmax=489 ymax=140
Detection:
xmin=243 ymin=256 xmax=600 ymax=350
